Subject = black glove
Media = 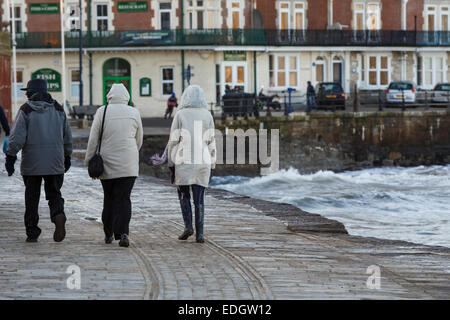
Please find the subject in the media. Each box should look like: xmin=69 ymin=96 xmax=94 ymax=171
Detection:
xmin=64 ymin=156 xmax=71 ymax=173
xmin=169 ymin=167 xmax=175 ymax=185
xmin=5 ymin=155 xmax=16 ymax=176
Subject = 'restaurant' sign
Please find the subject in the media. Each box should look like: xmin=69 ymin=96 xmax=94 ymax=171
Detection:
xmin=29 ymin=3 xmax=60 ymax=14
xmin=117 ymin=1 xmax=148 ymax=12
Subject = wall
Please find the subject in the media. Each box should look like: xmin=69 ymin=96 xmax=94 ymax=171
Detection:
xmin=212 ymin=111 xmax=450 ymax=175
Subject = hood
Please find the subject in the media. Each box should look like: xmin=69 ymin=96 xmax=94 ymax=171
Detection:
xmin=178 ymin=85 xmax=208 ymax=110
xmin=27 ymin=92 xmax=55 ymax=113
xmin=107 ymin=83 xmax=130 ymax=105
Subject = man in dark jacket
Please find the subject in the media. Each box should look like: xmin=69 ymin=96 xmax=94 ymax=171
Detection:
xmin=306 ymin=81 xmax=316 ymax=112
xmin=164 ymin=92 xmax=178 ymax=119
xmin=5 ymin=79 xmax=73 ymax=243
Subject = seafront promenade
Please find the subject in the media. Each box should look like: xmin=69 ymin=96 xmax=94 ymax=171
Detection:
xmin=0 ymin=157 xmax=449 ymax=300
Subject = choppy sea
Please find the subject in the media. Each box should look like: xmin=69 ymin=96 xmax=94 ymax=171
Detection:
xmin=211 ymin=165 xmax=450 ymax=248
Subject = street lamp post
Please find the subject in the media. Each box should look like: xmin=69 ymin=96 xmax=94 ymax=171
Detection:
xmin=60 ymin=0 xmax=67 ymax=112
xmin=9 ymin=0 xmax=18 ymax=120
xmin=78 ymin=0 xmax=83 ymax=108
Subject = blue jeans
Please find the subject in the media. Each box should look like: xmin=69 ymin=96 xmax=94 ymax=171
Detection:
xmin=307 ymin=95 xmax=316 ymax=107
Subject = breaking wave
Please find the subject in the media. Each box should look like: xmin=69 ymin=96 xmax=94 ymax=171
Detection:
xmin=211 ymin=166 xmax=450 ymax=248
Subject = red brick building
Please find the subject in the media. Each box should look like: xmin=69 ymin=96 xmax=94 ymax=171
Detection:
xmin=2 ymin=0 xmax=449 ymax=118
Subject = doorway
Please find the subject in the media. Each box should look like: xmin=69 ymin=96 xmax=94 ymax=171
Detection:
xmin=102 ymin=58 xmax=131 ymax=105
xmin=332 ymin=56 xmax=343 ymax=85
xmin=221 ymin=62 xmax=248 ymax=95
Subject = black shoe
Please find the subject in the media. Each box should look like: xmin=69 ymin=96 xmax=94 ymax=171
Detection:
xmin=105 ymin=236 xmax=114 ymax=244
xmin=196 ymin=237 xmax=205 ymax=243
xmin=178 ymin=229 xmax=194 ymax=240
xmin=26 ymin=237 xmax=38 ymax=243
xmin=53 ymin=214 xmax=66 ymax=242
xmin=119 ymin=234 xmax=129 ymax=247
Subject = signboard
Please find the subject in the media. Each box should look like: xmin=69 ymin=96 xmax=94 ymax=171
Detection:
xmin=117 ymin=1 xmax=148 ymax=12
xmin=120 ymin=31 xmax=173 ymax=46
xmin=32 ymin=69 xmax=61 ymax=92
xmin=224 ymin=51 xmax=247 ymax=61
xmin=29 ymin=3 xmax=60 ymax=14
xmin=140 ymin=78 xmax=151 ymax=96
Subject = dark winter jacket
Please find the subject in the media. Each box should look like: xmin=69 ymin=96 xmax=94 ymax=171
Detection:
xmin=167 ymin=96 xmax=178 ymax=108
xmin=0 ymin=105 xmax=10 ymax=136
xmin=307 ymin=84 xmax=315 ymax=97
xmin=6 ymin=92 xmax=73 ymax=176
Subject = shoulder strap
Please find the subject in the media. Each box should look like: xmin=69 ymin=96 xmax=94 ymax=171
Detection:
xmin=97 ymin=105 xmax=108 ymax=154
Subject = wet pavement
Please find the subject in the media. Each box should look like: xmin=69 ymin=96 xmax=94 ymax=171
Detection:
xmin=0 ymin=157 xmax=449 ymax=300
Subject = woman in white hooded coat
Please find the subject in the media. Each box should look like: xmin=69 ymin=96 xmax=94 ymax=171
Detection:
xmin=168 ymin=85 xmax=216 ymax=243
xmin=85 ymin=83 xmax=143 ymax=247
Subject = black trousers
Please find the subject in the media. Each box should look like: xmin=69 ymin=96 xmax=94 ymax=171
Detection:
xmin=22 ymin=175 xmax=65 ymax=239
xmin=101 ymin=177 xmax=136 ymax=240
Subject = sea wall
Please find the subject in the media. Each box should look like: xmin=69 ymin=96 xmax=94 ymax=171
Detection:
xmin=73 ymin=110 xmax=450 ymax=178
xmin=211 ymin=110 xmax=450 ymax=175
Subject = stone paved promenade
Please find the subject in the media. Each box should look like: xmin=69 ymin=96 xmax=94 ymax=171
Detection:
xmin=0 ymin=158 xmax=449 ymax=300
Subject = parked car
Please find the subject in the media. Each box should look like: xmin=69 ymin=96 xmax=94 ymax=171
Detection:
xmin=432 ymin=83 xmax=450 ymax=103
xmin=315 ymin=82 xmax=346 ymax=110
xmin=386 ymin=81 xmax=416 ymax=106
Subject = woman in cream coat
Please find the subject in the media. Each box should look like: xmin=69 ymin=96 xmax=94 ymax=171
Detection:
xmin=85 ymin=83 xmax=143 ymax=247
xmin=168 ymin=85 xmax=216 ymax=243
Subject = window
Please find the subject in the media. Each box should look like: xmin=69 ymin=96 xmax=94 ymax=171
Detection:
xmin=70 ymin=69 xmax=80 ymax=100
xmin=269 ymin=54 xmax=299 ymax=89
xmin=354 ymin=3 xmax=365 ymax=30
xmin=187 ymin=0 xmax=218 ymax=29
xmin=442 ymin=7 xmax=450 ymax=31
xmin=162 ymin=67 xmax=174 ymax=96
xmin=12 ymin=70 xmax=25 ymax=100
xmin=353 ymin=2 xmax=380 ymax=30
xmin=96 ymin=4 xmax=108 ymax=31
xmin=294 ymin=2 xmax=305 ymax=30
xmin=278 ymin=1 xmax=306 ymax=30
xmin=365 ymin=55 xmax=389 ymax=87
xmin=160 ymin=2 xmax=171 ymax=30
xmin=68 ymin=4 xmax=80 ymax=31
xmin=9 ymin=5 xmax=23 ymax=33
xmin=231 ymin=1 xmax=241 ymax=29
xmin=425 ymin=6 xmax=437 ymax=31
xmin=367 ymin=3 xmax=380 ymax=30
xmin=419 ymin=55 xmax=446 ymax=88
xmin=279 ymin=2 xmax=290 ymax=30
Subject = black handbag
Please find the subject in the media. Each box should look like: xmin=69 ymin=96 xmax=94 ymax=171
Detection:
xmin=88 ymin=105 xmax=108 ymax=179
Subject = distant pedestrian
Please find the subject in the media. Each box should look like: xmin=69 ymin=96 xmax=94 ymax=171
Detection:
xmin=85 ymin=83 xmax=143 ymax=248
xmin=0 ymin=104 xmax=10 ymax=153
xmin=0 ymin=104 xmax=10 ymax=137
xmin=306 ymin=81 xmax=316 ymax=112
xmin=164 ymin=92 xmax=178 ymax=119
xmin=5 ymin=79 xmax=73 ymax=243
xmin=168 ymin=85 xmax=216 ymax=243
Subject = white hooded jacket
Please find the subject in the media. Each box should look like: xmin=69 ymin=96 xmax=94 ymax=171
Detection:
xmin=168 ymin=85 xmax=216 ymax=187
xmin=85 ymin=83 xmax=143 ymax=180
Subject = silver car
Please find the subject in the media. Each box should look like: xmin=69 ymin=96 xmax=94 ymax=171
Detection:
xmin=386 ymin=81 xmax=416 ymax=105
xmin=432 ymin=83 xmax=450 ymax=103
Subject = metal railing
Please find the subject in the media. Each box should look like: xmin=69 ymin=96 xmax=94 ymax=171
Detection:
xmin=14 ymin=29 xmax=450 ymax=49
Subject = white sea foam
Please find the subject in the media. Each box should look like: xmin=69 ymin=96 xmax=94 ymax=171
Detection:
xmin=211 ymin=165 xmax=450 ymax=248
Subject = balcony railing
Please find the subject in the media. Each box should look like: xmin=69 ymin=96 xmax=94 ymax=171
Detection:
xmin=14 ymin=29 xmax=450 ymax=49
